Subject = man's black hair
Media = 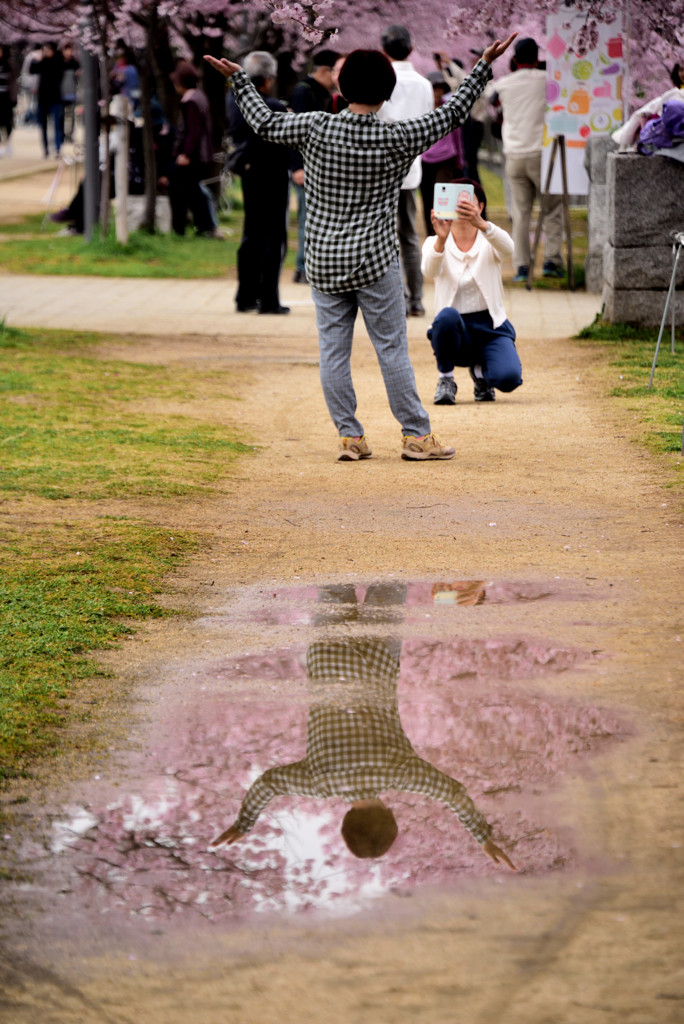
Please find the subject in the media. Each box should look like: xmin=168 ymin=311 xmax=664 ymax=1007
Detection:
xmin=312 ymin=48 xmax=340 ymax=69
xmin=381 ymin=24 xmax=412 ymax=62
xmin=513 ymin=36 xmax=538 ymax=67
xmin=338 ymin=49 xmax=396 ymax=106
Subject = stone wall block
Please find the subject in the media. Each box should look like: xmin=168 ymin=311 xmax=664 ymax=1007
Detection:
xmin=603 ymin=243 xmax=684 ymax=290
xmin=601 ymin=281 xmax=684 ymax=326
xmin=607 ymin=153 xmax=684 ymax=248
xmin=584 ymin=135 xmax=617 ymax=187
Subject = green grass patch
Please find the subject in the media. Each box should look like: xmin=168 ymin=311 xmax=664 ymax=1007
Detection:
xmin=0 ymin=322 xmax=254 ymax=779
xmin=576 ymin=317 xmax=684 ymax=463
xmin=0 ymin=181 xmax=297 ymax=277
xmin=0 ymin=521 xmax=197 ymax=778
xmin=0 ymin=325 xmax=252 ymax=499
xmin=0 ymin=225 xmax=239 ymax=278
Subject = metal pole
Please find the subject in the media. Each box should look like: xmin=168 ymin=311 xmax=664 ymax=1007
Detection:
xmin=648 ymin=241 xmax=682 ymax=388
xmin=81 ymin=44 xmax=100 ymax=241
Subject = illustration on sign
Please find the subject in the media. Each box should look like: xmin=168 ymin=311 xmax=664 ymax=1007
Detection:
xmin=543 ymin=12 xmax=625 ymax=194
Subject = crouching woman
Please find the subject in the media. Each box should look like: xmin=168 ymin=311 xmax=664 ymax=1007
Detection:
xmin=422 ymin=178 xmax=522 ymax=404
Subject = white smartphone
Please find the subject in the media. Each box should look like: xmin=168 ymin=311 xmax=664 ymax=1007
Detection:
xmin=434 ymin=182 xmax=474 ymax=219
xmin=433 ymin=183 xmax=459 ymax=219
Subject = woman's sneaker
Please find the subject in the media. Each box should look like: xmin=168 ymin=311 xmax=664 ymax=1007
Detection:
xmin=469 ymin=367 xmax=495 ymax=402
xmin=337 ymin=436 xmax=372 ymax=461
xmin=433 ymin=376 xmax=457 ymax=405
xmin=401 ymin=433 xmax=455 ymax=460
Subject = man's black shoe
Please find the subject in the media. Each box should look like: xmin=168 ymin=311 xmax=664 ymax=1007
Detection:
xmin=542 ymin=260 xmax=565 ymax=278
xmin=236 ymin=303 xmax=258 ymax=312
xmin=259 ymin=305 xmax=291 ymax=315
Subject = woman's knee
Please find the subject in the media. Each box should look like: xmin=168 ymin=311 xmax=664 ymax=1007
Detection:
xmin=433 ymin=307 xmax=464 ymax=333
xmin=493 ymin=370 xmax=523 ymax=393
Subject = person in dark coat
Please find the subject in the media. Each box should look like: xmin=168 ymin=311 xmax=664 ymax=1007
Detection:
xmin=30 ymin=41 xmax=64 ymax=157
xmin=288 ymin=48 xmax=339 ymax=284
xmin=226 ymin=50 xmax=291 ymax=314
xmin=163 ymin=60 xmax=214 ymax=236
xmin=0 ymin=44 xmax=17 ymax=156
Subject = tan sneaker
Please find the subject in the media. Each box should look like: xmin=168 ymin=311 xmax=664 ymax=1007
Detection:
xmin=337 ymin=436 xmax=373 ymax=461
xmin=401 ymin=432 xmax=455 ymax=461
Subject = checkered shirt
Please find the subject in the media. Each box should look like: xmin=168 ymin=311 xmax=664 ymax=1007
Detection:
xmin=234 ymin=639 xmax=492 ymax=844
xmin=229 ymin=60 xmax=492 ymax=294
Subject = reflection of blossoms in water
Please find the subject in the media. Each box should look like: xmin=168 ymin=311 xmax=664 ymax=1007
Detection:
xmin=55 ymin=637 xmax=623 ymax=924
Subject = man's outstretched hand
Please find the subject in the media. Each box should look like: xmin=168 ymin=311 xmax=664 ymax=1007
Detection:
xmin=208 ymin=825 xmax=245 ymax=851
xmin=482 ymin=34 xmax=518 ymax=66
xmin=482 ymin=839 xmax=517 ymax=870
xmin=204 ymin=55 xmax=241 ymax=79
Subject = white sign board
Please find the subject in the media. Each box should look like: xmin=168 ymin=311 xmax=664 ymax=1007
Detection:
xmin=542 ymin=11 xmax=625 ymax=194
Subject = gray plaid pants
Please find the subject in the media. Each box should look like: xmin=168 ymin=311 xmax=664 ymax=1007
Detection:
xmin=312 ymin=258 xmax=431 ymax=439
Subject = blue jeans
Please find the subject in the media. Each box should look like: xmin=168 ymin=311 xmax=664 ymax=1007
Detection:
xmin=294 ymin=181 xmax=306 ymax=274
xmin=39 ymin=101 xmax=64 ymax=157
xmin=428 ymin=308 xmax=522 ymax=393
xmin=312 ymin=258 xmax=431 ymax=438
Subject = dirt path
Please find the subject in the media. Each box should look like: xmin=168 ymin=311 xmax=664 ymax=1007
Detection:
xmin=2 ymin=287 xmax=684 ymax=1024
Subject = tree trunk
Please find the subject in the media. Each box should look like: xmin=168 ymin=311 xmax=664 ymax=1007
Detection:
xmin=139 ymin=25 xmax=157 ymax=234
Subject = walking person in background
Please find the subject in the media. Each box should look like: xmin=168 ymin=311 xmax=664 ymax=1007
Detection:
xmin=60 ymin=42 xmax=80 ymax=143
xmin=110 ymin=44 xmax=141 ymax=117
xmin=20 ymin=44 xmax=41 ymax=125
xmin=226 ymin=51 xmax=291 ymax=315
xmin=378 ymin=25 xmax=434 ymax=317
xmin=289 ymin=48 xmax=339 ymax=285
xmin=161 ymin=61 xmax=214 ymax=237
xmin=486 ymin=36 xmax=563 ymax=282
xmin=206 ymin=33 xmax=517 ymax=463
xmin=0 ymin=44 xmax=17 ymax=157
xmin=31 ymin=41 xmax=64 ymax=158
xmin=422 ymin=178 xmax=522 ymax=406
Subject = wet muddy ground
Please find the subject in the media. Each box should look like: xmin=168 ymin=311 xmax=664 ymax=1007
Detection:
xmin=1 ymin=298 xmax=683 ymax=1023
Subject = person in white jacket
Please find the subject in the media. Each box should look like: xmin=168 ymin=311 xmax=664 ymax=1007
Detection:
xmin=422 ymin=178 xmax=522 ymax=404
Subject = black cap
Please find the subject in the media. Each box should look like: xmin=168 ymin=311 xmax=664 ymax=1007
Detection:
xmin=514 ymin=37 xmax=538 ymax=65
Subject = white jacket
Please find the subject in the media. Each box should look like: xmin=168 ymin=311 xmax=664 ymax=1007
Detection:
xmin=377 ymin=61 xmax=434 ymax=189
xmin=421 ymin=223 xmax=514 ymax=328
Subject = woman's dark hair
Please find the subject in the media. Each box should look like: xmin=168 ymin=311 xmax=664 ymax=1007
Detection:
xmin=338 ymin=49 xmax=396 ymax=106
xmin=451 ymin=176 xmax=487 ymax=220
xmin=671 ymin=63 xmax=683 ymax=88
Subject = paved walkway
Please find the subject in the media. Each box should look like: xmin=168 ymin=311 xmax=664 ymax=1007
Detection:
xmin=0 ymin=123 xmax=601 ymax=338
xmin=0 ymin=123 xmax=76 ymax=220
xmin=0 ymin=271 xmax=600 ymax=339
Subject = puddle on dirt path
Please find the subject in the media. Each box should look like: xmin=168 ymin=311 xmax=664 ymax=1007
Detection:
xmin=9 ymin=579 xmax=626 ymax=944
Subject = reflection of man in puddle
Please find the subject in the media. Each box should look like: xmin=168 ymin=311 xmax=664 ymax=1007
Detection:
xmin=210 ymin=583 xmax=515 ymax=870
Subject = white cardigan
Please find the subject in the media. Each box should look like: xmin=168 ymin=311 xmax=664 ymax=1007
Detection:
xmin=421 ymin=223 xmax=514 ymax=329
